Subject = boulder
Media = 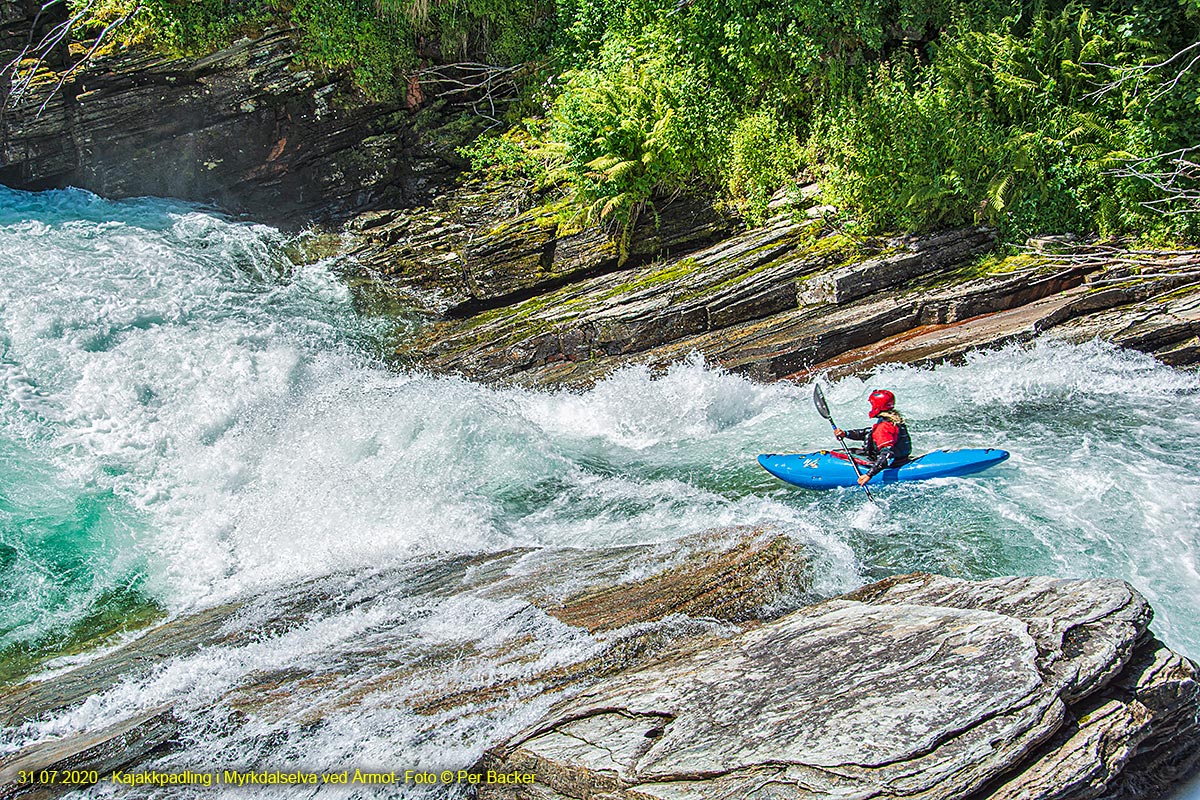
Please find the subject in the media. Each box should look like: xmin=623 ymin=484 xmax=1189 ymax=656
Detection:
xmin=479 ymin=574 xmax=1200 ymax=800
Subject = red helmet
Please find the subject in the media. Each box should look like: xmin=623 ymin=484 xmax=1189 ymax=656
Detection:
xmin=868 ymin=389 xmax=895 ymax=417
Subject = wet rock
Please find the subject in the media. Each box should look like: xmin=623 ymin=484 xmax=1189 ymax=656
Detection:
xmin=394 ymin=217 xmax=870 ymax=379
xmin=0 ymin=529 xmax=809 ymax=797
xmin=814 ymin=253 xmax=1200 ymax=376
xmin=1050 ymin=281 xmax=1200 ymax=366
xmin=0 ymin=602 xmax=244 ymax=728
xmin=479 ymin=573 xmax=1200 ymax=800
xmin=398 ymin=223 xmax=1003 ymax=385
xmin=985 ymin=643 xmax=1200 ymax=800
xmin=0 ymin=710 xmax=179 ymax=800
xmin=796 ymin=227 xmax=995 ymax=305
xmin=840 ymin=573 xmax=1153 ymax=705
xmin=488 ymin=530 xmax=810 ymax=633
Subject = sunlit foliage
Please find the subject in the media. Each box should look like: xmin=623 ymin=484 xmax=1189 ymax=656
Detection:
xmin=73 ymin=0 xmax=1200 ymax=241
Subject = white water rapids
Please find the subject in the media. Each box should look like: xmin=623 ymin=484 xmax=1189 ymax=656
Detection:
xmin=1 ymin=187 xmax=1198 ymax=796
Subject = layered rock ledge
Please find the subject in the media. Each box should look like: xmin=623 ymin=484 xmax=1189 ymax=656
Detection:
xmin=352 ymin=194 xmax=1200 ymax=385
xmin=481 ymin=573 xmax=1200 ymax=800
xmin=0 ymin=530 xmax=809 ymax=798
xmin=1 ymin=531 xmax=1197 ymax=800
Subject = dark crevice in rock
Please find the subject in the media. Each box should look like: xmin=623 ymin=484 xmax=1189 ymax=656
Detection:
xmin=446 ymin=252 xmax=643 ymax=320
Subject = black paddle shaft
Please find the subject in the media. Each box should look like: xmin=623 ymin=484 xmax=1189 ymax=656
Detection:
xmin=812 ymin=385 xmax=875 ymax=501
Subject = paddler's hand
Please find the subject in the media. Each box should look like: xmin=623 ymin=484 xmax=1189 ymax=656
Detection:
xmin=834 ymin=428 xmax=846 ymax=438
xmin=857 ymin=474 xmax=871 ymax=486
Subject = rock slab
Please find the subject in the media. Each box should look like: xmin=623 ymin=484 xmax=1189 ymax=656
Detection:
xmin=1 ymin=22 xmax=465 ymax=226
xmin=480 ymin=573 xmax=1200 ymax=800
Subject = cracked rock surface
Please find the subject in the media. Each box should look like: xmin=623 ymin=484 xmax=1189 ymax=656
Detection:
xmin=480 ymin=574 xmax=1200 ymax=800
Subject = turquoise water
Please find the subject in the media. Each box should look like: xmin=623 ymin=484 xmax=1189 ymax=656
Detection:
xmin=0 ymin=186 xmax=389 ymax=665
xmin=1 ymin=186 xmax=1198 ymax=791
xmin=0 ymin=432 xmax=147 ymax=659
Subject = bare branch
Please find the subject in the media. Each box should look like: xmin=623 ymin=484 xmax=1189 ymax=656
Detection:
xmin=1144 ymin=49 xmax=1200 ymax=105
xmin=1105 ymin=146 xmax=1200 ymax=215
xmin=2 ymin=0 xmax=141 ymax=115
xmin=1083 ymin=39 xmax=1200 ymax=103
xmin=4 ymin=1 xmax=88 ymax=97
xmin=408 ymin=61 xmax=525 ymax=130
xmin=35 ymin=3 xmax=141 ymax=113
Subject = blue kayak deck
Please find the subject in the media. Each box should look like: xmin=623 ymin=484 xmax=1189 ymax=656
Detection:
xmin=758 ymin=448 xmax=1009 ymax=489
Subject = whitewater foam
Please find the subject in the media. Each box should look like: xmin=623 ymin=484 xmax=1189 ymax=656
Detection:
xmin=2 ymin=186 xmax=1198 ymax=655
xmin=4 ymin=187 xmax=1200 ymax=796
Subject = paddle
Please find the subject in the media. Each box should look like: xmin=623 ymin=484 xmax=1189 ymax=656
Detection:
xmin=813 ymin=384 xmax=875 ymax=502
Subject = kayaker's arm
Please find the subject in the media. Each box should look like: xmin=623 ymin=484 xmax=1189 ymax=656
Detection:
xmin=860 ymin=419 xmax=902 ymax=484
xmin=863 ymin=446 xmax=895 ymax=480
xmin=834 ymin=427 xmax=871 ymax=441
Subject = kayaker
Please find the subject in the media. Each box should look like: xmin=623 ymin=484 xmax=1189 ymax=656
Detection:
xmin=834 ymin=389 xmax=912 ymax=485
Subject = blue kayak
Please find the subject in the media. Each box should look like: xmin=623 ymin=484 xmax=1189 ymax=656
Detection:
xmin=758 ymin=448 xmax=1010 ymax=490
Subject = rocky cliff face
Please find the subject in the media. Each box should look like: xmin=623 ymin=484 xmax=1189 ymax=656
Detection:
xmin=0 ymin=14 xmax=466 ymax=226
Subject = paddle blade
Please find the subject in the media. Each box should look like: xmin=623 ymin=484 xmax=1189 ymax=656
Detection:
xmin=813 ymin=384 xmax=832 ymax=420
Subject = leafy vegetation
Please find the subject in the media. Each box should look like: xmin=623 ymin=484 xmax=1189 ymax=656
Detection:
xmin=71 ymin=0 xmax=1200 ymax=242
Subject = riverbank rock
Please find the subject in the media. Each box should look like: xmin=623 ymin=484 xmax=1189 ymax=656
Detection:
xmin=479 ymin=573 xmax=1200 ymax=800
xmin=0 ymin=529 xmax=810 ymax=798
xmin=0 ymin=21 xmax=470 ymax=226
xmin=344 ymin=186 xmax=737 ymax=316
xmin=5 ymin=5 xmax=1198 ymax=376
xmin=379 ymin=206 xmax=1200 ymax=384
xmin=1 ymin=535 xmax=1196 ymax=800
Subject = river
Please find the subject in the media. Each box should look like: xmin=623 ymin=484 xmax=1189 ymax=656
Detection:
xmin=2 ymin=187 xmax=1198 ymax=796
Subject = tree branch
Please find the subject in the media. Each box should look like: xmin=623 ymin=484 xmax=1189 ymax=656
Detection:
xmin=409 ymin=61 xmax=525 ymax=128
xmin=2 ymin=0 xmax=141 ymax=114
xmin=1083 ymin=40 xmax=1200 ymax=104
xmin=1082 ymin=39 xmax=1200 ymax=215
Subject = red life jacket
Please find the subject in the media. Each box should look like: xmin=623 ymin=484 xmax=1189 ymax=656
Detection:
xmin=869 ymin=418 xmax=912 ymax=461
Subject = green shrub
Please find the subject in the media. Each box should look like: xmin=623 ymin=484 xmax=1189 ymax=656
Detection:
xmin=71 ymin=0 xmax=1200 ymax=243
xmin=288 ymin=0 xmax=414 ymax=98
xmin=456 ymin=130 xmax=549 ymax=184
xmin=73 ymin=0 xmax=273 ymax=53
xmin=548 ymin=33 xmax=730 ymax=231
xmin=811 ymin=54 xmax=1004 ymax=231
xmin=725 ymin=110 xmax=808 ymax=222
xmin=809 ymin=5 xmax=1199 ymax=239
